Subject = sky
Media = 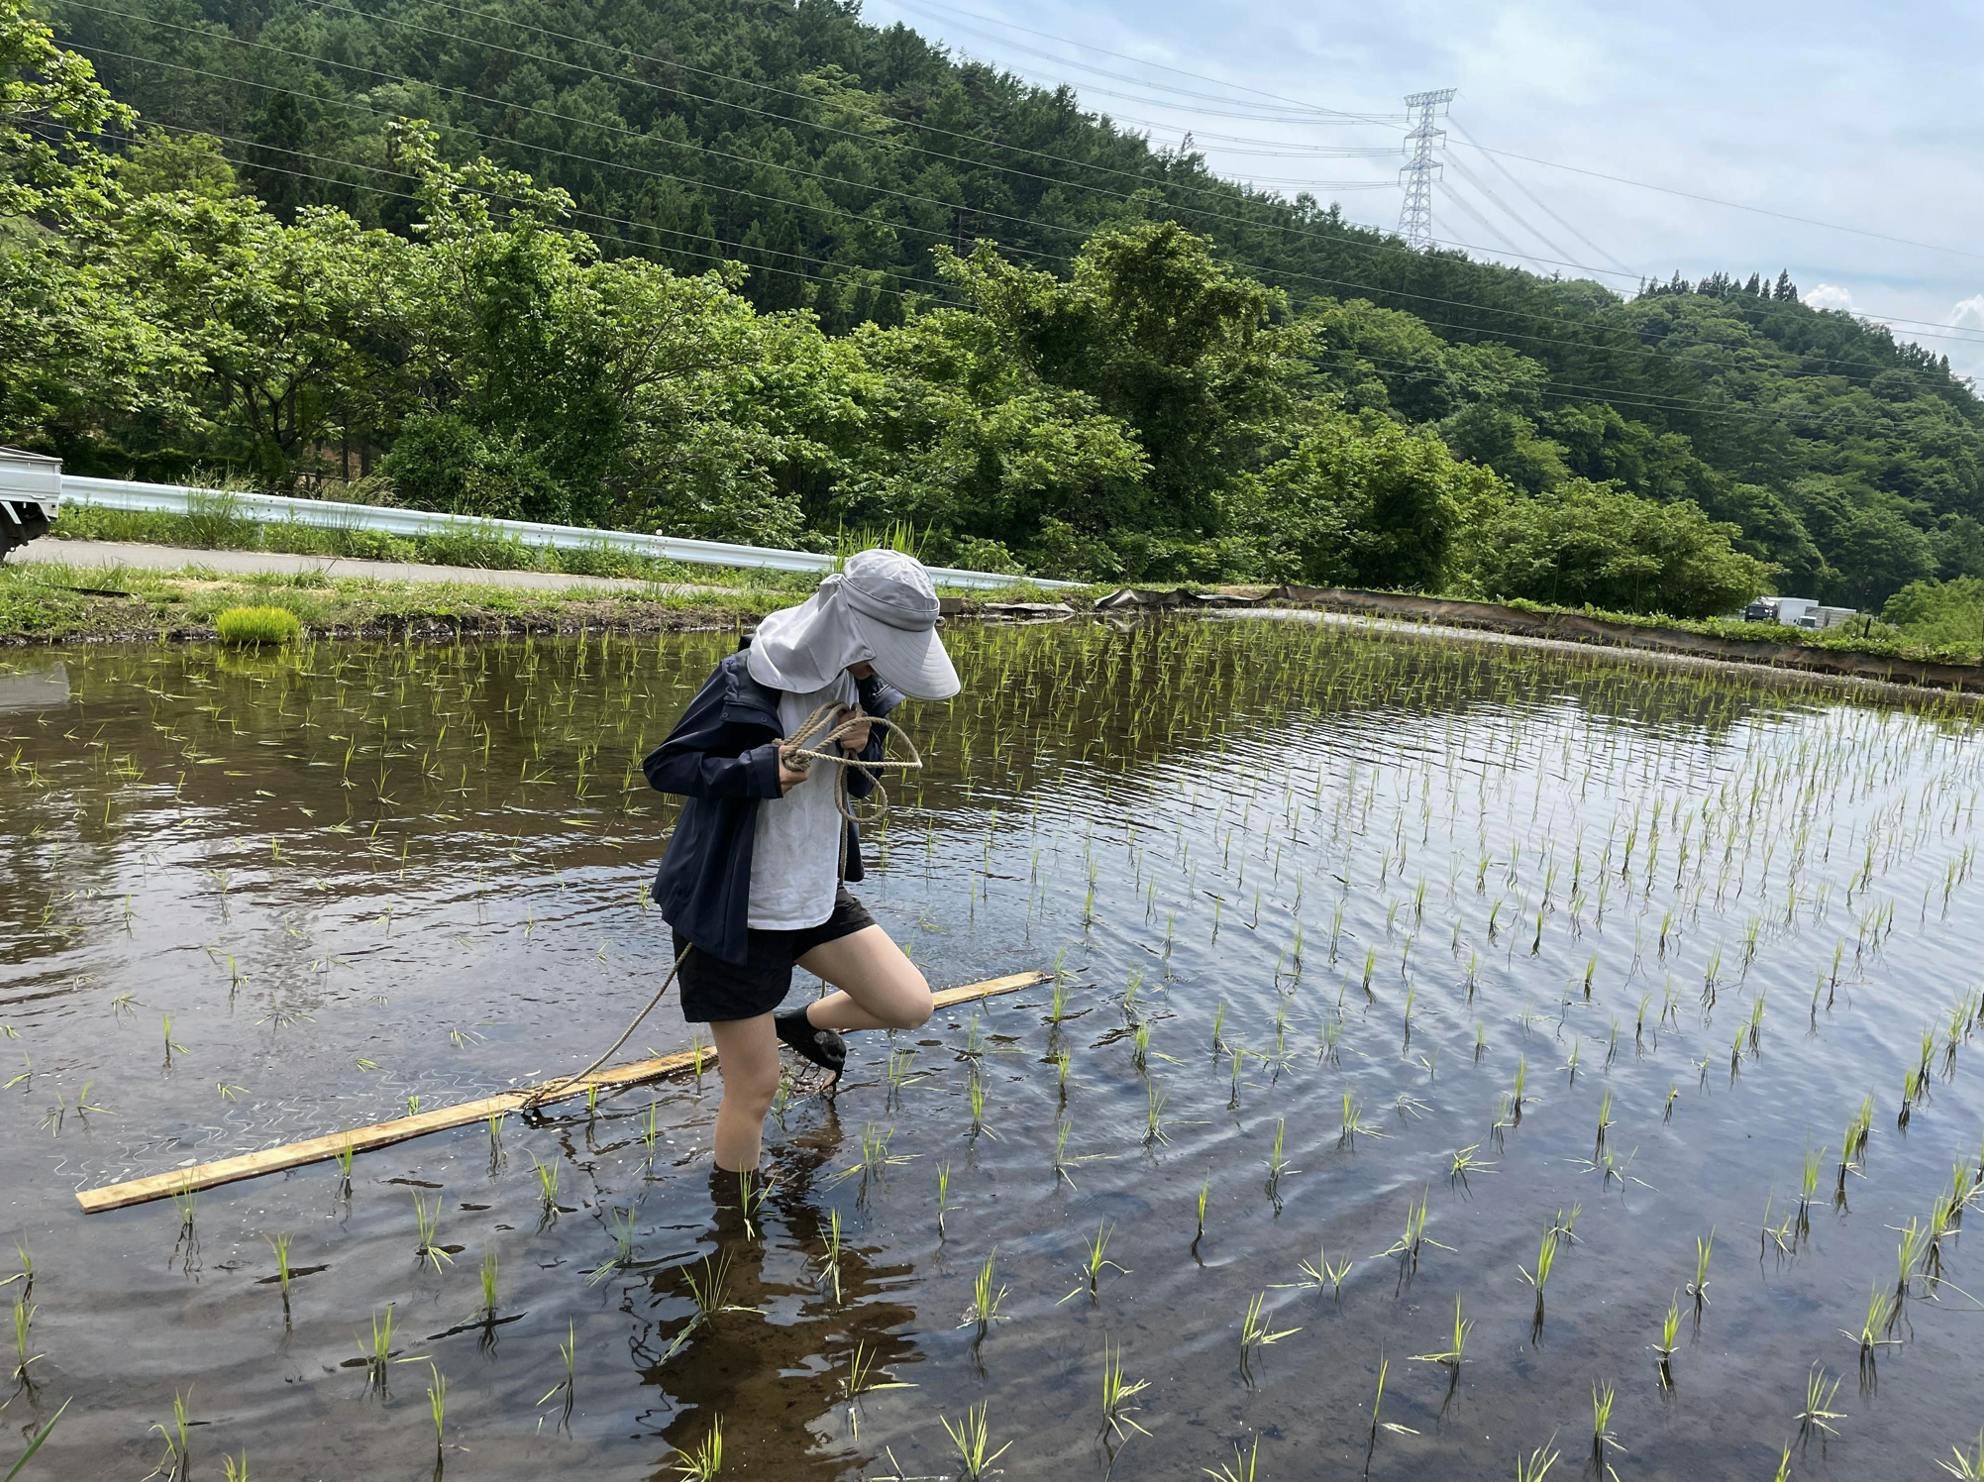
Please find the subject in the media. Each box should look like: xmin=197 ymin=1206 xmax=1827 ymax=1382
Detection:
xmin=860 ymin=0 xmax=1984 ymax=382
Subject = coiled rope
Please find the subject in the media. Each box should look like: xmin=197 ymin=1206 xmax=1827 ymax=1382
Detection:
xmin=520 ymin=701 xmax=921 ymax=1114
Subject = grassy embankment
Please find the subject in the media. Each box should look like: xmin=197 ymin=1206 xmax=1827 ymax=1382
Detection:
xmin=4 ymin=500 xmax=1085 ymax=643
xmin=12 ymin=499 xmax=1983 ymax=673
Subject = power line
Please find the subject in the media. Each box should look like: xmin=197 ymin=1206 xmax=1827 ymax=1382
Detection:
xmin=874 ymin=0 xmax=1407 ymax=128
xmin=876 ymin=0 xmax=1387 ymax=124
xmin=1446 ymin=135 xmax=1984 ymax=267
xmin=63 ymin=39 xmax=1967 ymax=406
xmin=839 ymin=10 xmax=1984 ymax=315
xmin=1440 ymin=150 xmax=1582 ymax=268
xmin=891 ymin=0 xmax=1984 ymax=268
xmin=1439 ymin=180 xmax=1530 ymax=259
xmin=1447 ymin=116 xmax=1631 ymax=275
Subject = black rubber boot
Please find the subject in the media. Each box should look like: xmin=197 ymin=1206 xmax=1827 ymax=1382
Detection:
xmin=775 ymin=1006 xmax=846 ymax=1089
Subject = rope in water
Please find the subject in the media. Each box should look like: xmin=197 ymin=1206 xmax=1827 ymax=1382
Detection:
xmin=520 ymin=700 xmax=921 ymax=1113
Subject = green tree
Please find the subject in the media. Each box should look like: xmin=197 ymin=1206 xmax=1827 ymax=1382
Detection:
xmin=1241 ymin=411 xmax=1488 ymax=590
xmin=1456 ymin=479 xmax=1771 ymax=618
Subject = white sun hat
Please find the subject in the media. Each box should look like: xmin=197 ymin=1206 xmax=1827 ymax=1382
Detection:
xmin=746 ymin=548 xmax=960 ymax=701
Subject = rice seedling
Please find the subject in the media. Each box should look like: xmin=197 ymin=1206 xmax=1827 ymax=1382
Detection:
xmin=1194 ymin=1177 xmax=1210 ymax=1245
xmin=538 ymin=1321 xmax=578 ymax=1408
xmin=1594 ymin=1088 xmax=1614 ymax=1153
xmin=935 ymin=1161 xmax=953 ymax=1237
xmin=1760 ymin=1196 xmax=1795 ymax=1260
xmin=1839 ymin=1283 xmax=1902 ymax=1372
xmin=671 ymin=1416 xmax=723 ymax=1480
xmin=1651 ymin=1291 xmax=1680 ymax=1387
xmin=1797 ymin=1148 xmax=1822 ymax=1236
xmin=171 ymin=1182 xmax=197 ymax=1238
xmin=532 ymin=1156 xmax=560 ymax=1222
xmin=147 ymin=1391 xmax=192 ymax=1481
xmin=1448 ymin=1143 xmax=1495 ymax=1188
xmin=1239 ymin=1290 xmax=1301 ymax=1368
xmin=9 ymin=1297 xmax=38 ymax=1386
xmin=1059 ymin=1220 xmax=1130 ymax=1305
xmin=639 ymin=1101 xmax=663 ymax=1168
xmin=334 ymin=1142 xmax=355 ymax=1200
xmin=357 ymin=1304 xmax=423 ymax=1395
xmin=836 ymin=1122 xmax=913 ymax=1186
xmin=1590 ymin=1382 xmax=1623 ymax=1477
xmin=412 ymin=1192 xmax=452 ymax=1272
xmin=1293 ymin=1239 xmax=1354 ymax=1298
xmin=1409 ymin=1294 xmax=1472 ymax=1371
xmin=1520 ymin=1227 xmax=1559 ymax=1339
xmin=425 ymin=1364 xmax=447 ymax=1456
xmin=1367 ymin=1352 xmax=1419 ymax=1443
xmin=1795 ymin=1363 xmax=1845 ymax=1440
xmin=837 ymin=1341 xmax=913 ymax=1436
xmin=1096 ymin=1335 xmax=1153 ymax=1441
xmin=1375 ymin=1188 xmax=1451 ymax=1276
xmin=4 ymin=1242 xmax=28 ymax=1298
xmin=1203 ymin=1433 xmax=1260 ymax=1482
xmin=1144 ymin=1079 xmax=1171 ymax=1147
xmin=1686 ymin=1230 xmax=1714 ymax=1314
xmin=479 ymin=1249 xmax=499 ymax=1320
xmin=1514 ymin=1433 xmax=1562 ymax=1482
xmin=966 ymin=1070 xmax=997 ymax=1141
xmin=1 ymin=1396 xmax=68 ymax=1482
xmin=815 ymin=1209 xmax=846 ymax=1304
xmin=1264 ymin=1117 xmax=1297 ymax=1193
xmin=939 ymin=1403 xmax=1011 ymax=1481
xmin=1936 ymin=1431 xmax=1984 ymax=1479
xmin=585 ymin=1206 xmax=639 ymax=1287
xmin=1339 ymin=1092 xmax=1384 ymax=1149
xmin=959 ymin=1251 xmax=1009 ymax=1338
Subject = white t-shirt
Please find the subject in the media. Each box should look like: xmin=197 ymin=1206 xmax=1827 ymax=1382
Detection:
xmin=746 ymin=673 xmax=858 ymax=930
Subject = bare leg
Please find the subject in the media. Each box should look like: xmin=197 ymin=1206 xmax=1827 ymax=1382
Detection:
xmin=797 ymin=926 xmax=933 ymax=1033
xmin=706 ymin=1014 xmax=781 ymax=1172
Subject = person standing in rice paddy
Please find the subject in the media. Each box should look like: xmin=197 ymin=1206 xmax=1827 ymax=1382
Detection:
xmin=642 ymin=549 xmax=959 ymax=1180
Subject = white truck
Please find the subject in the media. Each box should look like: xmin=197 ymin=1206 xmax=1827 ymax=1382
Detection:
xmin=0 ymin=447 xmax=61 ymax=561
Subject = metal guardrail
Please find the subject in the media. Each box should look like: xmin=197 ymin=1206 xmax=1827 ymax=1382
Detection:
xmin=58 ymin=475 xmax=1079 ymax=592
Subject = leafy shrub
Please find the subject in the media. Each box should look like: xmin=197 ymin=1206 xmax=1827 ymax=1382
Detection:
xmin=214 ymin=605 xmax=301 ymax=645
xmin=942 ymin=536 xmax=1021 ymax=575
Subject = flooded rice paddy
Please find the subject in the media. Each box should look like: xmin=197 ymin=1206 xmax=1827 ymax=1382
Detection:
xmin=2 ymin=618 xmax=1982 ymax=1480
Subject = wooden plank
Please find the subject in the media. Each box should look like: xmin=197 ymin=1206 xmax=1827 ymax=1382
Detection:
xmin=75 ymin=968 xmax=1045 ymax=1215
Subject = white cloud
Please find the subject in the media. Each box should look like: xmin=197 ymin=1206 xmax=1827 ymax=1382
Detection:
xmin=1949 ymin=293 xmax=1984 ymax=331
xmin=1803 ymin=282 xmax=1855 ymax=313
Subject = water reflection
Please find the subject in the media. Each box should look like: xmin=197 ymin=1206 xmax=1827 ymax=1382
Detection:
xmin=1 ymin=622 xmax=1980 ymax=1480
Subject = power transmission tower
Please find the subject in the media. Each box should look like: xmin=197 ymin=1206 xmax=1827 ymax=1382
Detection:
xmin=1397 ymin=88 xmax=1456 ymax=249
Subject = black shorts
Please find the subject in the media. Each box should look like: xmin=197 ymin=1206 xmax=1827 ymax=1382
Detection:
xmin=673 ymin=889 xmax=876 ymax=1022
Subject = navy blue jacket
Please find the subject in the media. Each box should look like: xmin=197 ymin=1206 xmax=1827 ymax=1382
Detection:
xmin=643 ymin=646 xmax=904 ymax=964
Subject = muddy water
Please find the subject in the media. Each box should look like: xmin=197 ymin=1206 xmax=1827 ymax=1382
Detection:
xmin=2 ymin=621 xmax=1982 ymax=1480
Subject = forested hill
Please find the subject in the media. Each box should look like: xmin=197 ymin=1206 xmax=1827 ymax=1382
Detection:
xmin=17 ymin=0 xmax=1984 ymax=612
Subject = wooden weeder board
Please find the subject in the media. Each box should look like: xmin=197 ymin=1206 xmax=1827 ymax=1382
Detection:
xmin=76 ymin=969 xmax=1046 ymax=1214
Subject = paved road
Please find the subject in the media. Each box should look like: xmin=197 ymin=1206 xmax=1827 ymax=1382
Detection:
xmin=13 ymin=538 xmax=726 ymax=596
